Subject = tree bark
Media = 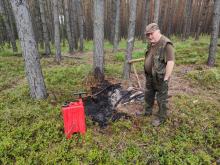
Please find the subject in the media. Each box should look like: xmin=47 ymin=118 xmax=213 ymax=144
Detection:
xmin=208 ymin=0 xmax=220 ymax=67
xmin=30 ymin=0 xmax=43 ymax=51
xmin=10 ymin=0 xmax=47 ymax=99
xmin=191 ymin=1 xmax=201 ymax=37
xmin=113 ymin=0 xmax=120 ymax=53
xmin=166 ymin=0 xmax=173 ymax=37
xmin=110 ymin=0 xmax=116 ymax=44
xmin=173 ymin=0 xmax=184 ymax=35
xmin=93 ymin=0 xmax=104 ymax=81
xmin=76 ymin=0 xmax=84 ymax=52
xmin=141 ymin=0 xmax=150 ymax=42
xmin=60 ymin=0 xmax=66 ymax=47
xmin=0 ymin=18 xmax=6 ymax=46
xmin=195 ymin=0 xmax=210 ymax=40
xmin=0 ymin=0 xmax=17 ymax=52
xmin=53 ymin=0 xmax=61 ymax=63
xmin=153 ymin=0 xmax=160 ymax=24
xmin=3 ymin=0 xmax=17 ymax=51
xmin=83 ymin=0 xmax=89 ymax=40
xmin=120 ymin=0 xmax=126 ymax=38
xmin=182 ymin=0 xmax=193 ymax=41
xmin=204 ymin=1 xmax=213 ymax=33
xmin=46 ymin=0 xmax=54 ymax=44
xmin=64 ymin=0 xmax=74 ymax=53
xmin=70 ymin=0 xmax=78 ymax=50
xmin=159 ymin=0 xmax=166 ymax=32
xmin=39 ymin=0 xmax=51 ymax=56
xmin=123 ymin=0 xmax=137 ymax=79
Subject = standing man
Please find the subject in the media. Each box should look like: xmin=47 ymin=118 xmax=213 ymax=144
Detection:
xmin=144 ymin=23 xmax=175 ymax=126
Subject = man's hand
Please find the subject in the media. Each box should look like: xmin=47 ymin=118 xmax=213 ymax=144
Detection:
xmin=164 ymin=61 xmax=174 ymax=81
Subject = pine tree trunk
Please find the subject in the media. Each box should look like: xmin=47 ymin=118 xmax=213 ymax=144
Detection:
xmin=173 ymin=0 xmax=184 ymax=35
xmin=195 ymin=0 xmax=210 ymax=40
xmin=191 ymin=1 xmax=201 ymax=37
xmin=76 ymin=0 xmax=84 ymax=52
xmin=141 ymin=0 xmax=150 ymax=42
xmin=204 ymin=2 xmax=213 ymax=33
xmin=208 ymin=0 xmax=220 ymax=67
xmin=0 ymin=19 xmax=4 ymax=44
xmin=31 ymin=1 xmax=44 ymax=51
xmin=3 ymin=0 xmax=17 ymax=52
xmin=166 ymin=0 xmax=173 ymax=37
xmin=93 ymin=0 xmax=104 ymax=81
xmin=0 ymin=22 xmax=4 ymax=46
xmin=0 ymin=0 xmax=17 ymax=52
xmin=83 ymin=0 xmax=91 ymax=40
xmin=153 ymin=0 xmax=160 ymax=24
xmin=60 ymin=0 xmax=66 ymax=47
xmin=46 ymin=0 xmax=54 ymax=45
xmin=120 ymin=0 xmax=126 ymax=38
xmin=110 ymin=0 xmax=116 ymax=44
xmin=182 ymin=0 xmax=193 ymax=41
xmin=69 ymin=0 xmax=76 ymax=49
xmin=39 ymin=0 xmax=51 ymax=56
xmin=64 ymin=0 xmax=74 ymax=53
xmin=113 ymin=0 xmax=120 ymax=53
xmin=123 ymin=0 xmax=137 ymax=79
xmin=0 ymin=18 xmax=7 ymax=47
xmin=159 ymin=0 xmax=166 ymax=32
xmin=70 ymin=0 xmax=78 ymax=50
xmin=186 ymin=1 xmax=193 ymax=38
xmin=37 ymin=7 xmax=44 ymax=50
xmin=53 ymin=0 xmax=61 ymax=63
xmin=10 ymin=0 xmax=47 ymax=99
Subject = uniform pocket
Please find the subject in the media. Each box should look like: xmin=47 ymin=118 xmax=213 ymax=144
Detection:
xmin=156 ymin=73 xmax=165 ymax=81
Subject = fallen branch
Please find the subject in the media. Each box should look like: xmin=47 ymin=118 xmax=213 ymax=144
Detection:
xmin=62 ymin=55 xmax=82 ymax=59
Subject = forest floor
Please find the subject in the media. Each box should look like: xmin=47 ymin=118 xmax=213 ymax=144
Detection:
xmin=0 ymin=36 xmax=220 ymax=164
xmin=63 ymin=47 xmax=220 ymax=116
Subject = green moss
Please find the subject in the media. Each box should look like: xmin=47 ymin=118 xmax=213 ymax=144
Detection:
xmin=105 ymin=64 xmax=123 ymax=77
xmin=132 ymin=51 xmax=145 ymax=59
xmin=187 ymin=68 xmax=220 ymax=87
xmin=84 ymin=40 xmax=93 ymax=51
xmin=114 ymin=52 xmax=124 ymax=62
xmin=0 ymin=36 xmax=219 ymax=164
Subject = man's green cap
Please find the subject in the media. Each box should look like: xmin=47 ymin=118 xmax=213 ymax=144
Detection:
xmin=145 ymin=23 xmax=159 ymax=34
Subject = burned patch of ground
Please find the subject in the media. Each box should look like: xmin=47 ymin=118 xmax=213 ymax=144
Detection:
xmin=83 ymin=80 xmax=144 ymax=127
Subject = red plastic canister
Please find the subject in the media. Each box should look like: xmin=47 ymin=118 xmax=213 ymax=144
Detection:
xmin=62 ymin=99 xmax=86 ymax=139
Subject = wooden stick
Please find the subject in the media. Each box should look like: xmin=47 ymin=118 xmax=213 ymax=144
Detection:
xmin=132 ymin=63 xmax=142 ymax=89
xmin=128 ymin=58 xmax=145 ymax=64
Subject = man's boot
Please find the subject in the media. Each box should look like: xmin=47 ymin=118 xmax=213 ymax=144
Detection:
xmin=135 ymin=104 xmax=152 ymax=116
xmin=152 ymin=118 xmax=165 ymax=127
xmin=144 ymin=108 xmax=152 ymax=116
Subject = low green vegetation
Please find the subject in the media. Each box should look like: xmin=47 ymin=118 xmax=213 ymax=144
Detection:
xmin=174 ymin=36 xmax=220 ymax=66
xmin=114 ymin=50 xmax=145 ymax=62
xmin=0 ymin=36 xmax=219 ymax=164
xmin=187 ymin=68 xmax=220 ymax=88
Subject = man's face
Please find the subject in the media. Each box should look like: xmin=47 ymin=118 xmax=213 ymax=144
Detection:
xmin=146 ymin=30 xmax=161 ymax=44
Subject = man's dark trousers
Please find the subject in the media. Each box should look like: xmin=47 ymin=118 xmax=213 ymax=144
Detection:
xmin=144 ymin=74 xmax=168 ymax=121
